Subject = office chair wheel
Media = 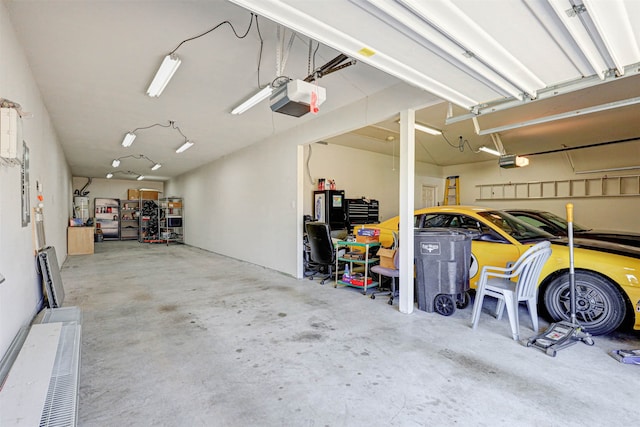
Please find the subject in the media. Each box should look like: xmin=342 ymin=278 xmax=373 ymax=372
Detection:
xmin=434 ymin=294 xmax=455 ymax=316
xmin=370 ymin=294 xmax=376 ymax=299
xmin=387 ymin=297 xmax=393 ymax=305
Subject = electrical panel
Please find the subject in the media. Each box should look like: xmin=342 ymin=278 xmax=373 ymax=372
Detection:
xmin=0 ymin=107 xmax=23 ymax=163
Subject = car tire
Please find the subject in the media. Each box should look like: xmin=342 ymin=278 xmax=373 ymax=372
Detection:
xmin=543 ymin=271 xmax=626 ymax=336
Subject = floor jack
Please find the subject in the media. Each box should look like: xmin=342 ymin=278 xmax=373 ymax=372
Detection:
xmin=525 ymin=203 xmax=594 ymax=357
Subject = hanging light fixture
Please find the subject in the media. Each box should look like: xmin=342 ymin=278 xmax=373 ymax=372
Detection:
xmin=414 ymin=123 xmax=442 ymax=136
xmin=121 ymin=132 xmax=136 ymax=147
xmin=176 ymin=140 xmax=195 ymax=153
xmin=147 ymin=54 xmax=182 ymax=97
xmin=231 ymin=86 xmax=273 ymax=114
xmin=396 ymin=119 xmax=442 ymax=135
xmin=478 ymin=146 xmax=502 ymax=156
xmin=106 ymin=170 xmax=145 ymax=180
xmin=118 ymin=121 xmax=191 ymax=155
xmin=109 ymin=154 xmax=162 ymax=171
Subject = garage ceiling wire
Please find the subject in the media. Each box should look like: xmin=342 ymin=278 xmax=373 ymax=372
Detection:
xmin=169 ymin=13 xmax=256 ymax=55
xmin=167 ymin=13 xmax=268 ymax=90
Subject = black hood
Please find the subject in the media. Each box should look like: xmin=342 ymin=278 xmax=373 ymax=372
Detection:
xmin=576 ymin=231 xmax=640 ymax=249
xmin=551 ymin=237 xmax=640 ymax=260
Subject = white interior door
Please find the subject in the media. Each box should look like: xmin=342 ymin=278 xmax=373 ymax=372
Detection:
xmin=421 ymin=185 xmax=437 ymax=208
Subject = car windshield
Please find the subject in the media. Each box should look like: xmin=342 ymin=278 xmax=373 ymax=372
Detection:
xmin=536 ymin=211 xmax=591 ymax=232
xmin=477 ymin=210 xmax=555 ymax=242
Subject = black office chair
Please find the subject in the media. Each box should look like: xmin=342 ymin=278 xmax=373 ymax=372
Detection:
xmin=302 ymin=215 xmax=317 ymax=278
xmin=305 ymin=221 xmax=336 ymax=284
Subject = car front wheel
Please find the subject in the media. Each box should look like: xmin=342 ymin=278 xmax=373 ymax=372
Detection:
xmin=543 ymin=271 xmax=626 ymax=336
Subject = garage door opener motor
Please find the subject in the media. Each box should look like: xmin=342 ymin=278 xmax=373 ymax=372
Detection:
xmin=525 ymin=204 xmax=594 ymax=357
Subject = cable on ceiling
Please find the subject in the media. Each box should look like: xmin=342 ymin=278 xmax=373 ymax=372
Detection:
xmin=441 ymin=133 xmax=476 ymax=153
xmin=129 ymin=121 xmax=190 ymax=143
xmin=167 ymin=13 xmax=267 ymax=90
xmin=169 ymin=14 xmax=256 ymax=55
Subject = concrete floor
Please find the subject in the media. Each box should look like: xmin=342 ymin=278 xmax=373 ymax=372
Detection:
xmin=60 ymin=241 xmax=638 ymax=426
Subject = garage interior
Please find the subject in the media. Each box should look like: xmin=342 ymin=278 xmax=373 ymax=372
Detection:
xmin=1 ymin=1 xmax=639 ymax=426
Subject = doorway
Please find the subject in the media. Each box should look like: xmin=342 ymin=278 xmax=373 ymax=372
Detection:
xmin=421 ymin=185 xmax=437 ymax=208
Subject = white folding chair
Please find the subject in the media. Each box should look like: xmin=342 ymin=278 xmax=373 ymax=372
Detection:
xmin=470 ymin=240 xmax=552 ymax=341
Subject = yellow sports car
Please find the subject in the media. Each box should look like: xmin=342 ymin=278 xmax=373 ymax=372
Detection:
xmin=365 ymin=206 xmax=640 ymax=336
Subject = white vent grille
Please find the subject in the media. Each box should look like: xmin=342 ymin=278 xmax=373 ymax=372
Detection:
xmin=39 ymin=322 xmax=81 ymax=427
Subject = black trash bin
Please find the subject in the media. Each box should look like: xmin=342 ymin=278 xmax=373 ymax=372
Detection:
xmin=414 ymin=228 xmax=474 ymax=316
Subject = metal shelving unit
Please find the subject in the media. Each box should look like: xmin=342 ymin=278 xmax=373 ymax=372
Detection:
xmin=119 ymin=199 xmax=140 ymax=240
xmin=159 ymin=196 xmax=183 ymax=245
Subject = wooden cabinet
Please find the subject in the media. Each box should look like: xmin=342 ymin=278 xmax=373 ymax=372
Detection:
xmin=67 ymin=227 xmax=94 ymax=255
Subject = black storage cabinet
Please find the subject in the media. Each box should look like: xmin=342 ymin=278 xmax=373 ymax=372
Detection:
xmin=414 ymin=228 xmax=474 ymax=316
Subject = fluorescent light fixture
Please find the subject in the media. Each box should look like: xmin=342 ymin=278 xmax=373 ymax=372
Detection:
xmin=478 ymin=146 xmax=502 ymax=156
xmin=151 ymin=163 xmax=162 ymax=171
xmin=414 ymin=123 xmax=442 ymax=135
xmin=147 ymin=54 xmax=182 ymax=97
xmin=122 ymin=132 xmax=136 ymax=147
xmin=137 ymin=175 xmax=145 ymax=181
xmin=396 ymin=119 xmax=442 ymax=135
xmin=176 ymin=140 xmax=194 ymax=153
xmin=231 ymin=86 xmax=273 ymax=114
xmin=106 ymin=172 xmax=114 ymax=179
xmin=111 ymin=159 xmax=121 ymax=167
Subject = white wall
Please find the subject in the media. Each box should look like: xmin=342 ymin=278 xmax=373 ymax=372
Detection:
xmin=0 ymin=2 xmax=72 ymax=357
xmin=165 ymin=136 xmax=299 ymax=274
xmin=302 ymin=142 xmax=443 ymax=221
xmin=443 ymin=151 xmax=640 ymax=232
xmin=165 ymin=83 xmax=441 ymax=277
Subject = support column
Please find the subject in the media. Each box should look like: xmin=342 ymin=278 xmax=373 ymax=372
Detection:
xmin=398 ymin=110 xmax=415 ymax=314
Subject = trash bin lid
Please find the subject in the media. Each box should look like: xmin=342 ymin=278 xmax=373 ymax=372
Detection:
xmin=414 ymin=227 xmax=471 ymax=237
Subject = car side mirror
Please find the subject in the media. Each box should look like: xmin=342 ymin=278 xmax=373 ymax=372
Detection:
xmin=476 ymin=230 xmax=507 ymax=243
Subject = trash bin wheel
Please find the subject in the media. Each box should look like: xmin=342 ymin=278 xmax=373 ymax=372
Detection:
xmin=456 ymin=291 xmax=471 ymax=309
xmin=434 ymin=294 xmax=456 ymax=316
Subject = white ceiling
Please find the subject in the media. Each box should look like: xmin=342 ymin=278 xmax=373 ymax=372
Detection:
xmin=5 ymin=0 xmax=640 ymax=179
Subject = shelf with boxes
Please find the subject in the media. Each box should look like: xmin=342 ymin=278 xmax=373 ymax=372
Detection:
xmin=126 ymin=188 xmax=161 ymax=243
xmin=159 ymin=197 xmax=183 ymax=244
xmin=119 ymin=199 xmax=140 ymax=240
